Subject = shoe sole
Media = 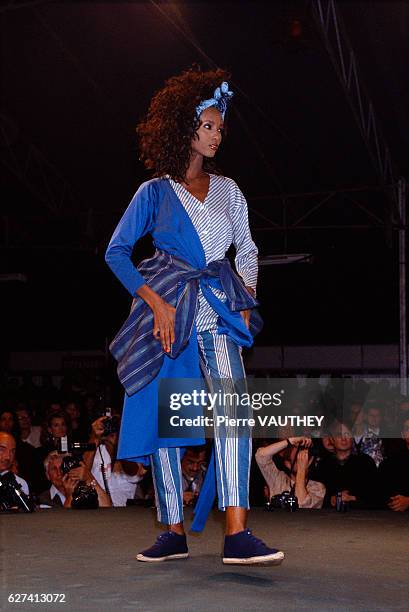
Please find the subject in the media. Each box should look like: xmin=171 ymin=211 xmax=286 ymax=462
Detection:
xmin=136 ymin=552 xmax=189 ymax=562
xmin=222 ymin=551 xmax=285 ymax=566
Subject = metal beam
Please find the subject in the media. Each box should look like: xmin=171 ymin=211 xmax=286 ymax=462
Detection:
xmin=310 ymin=0 xmax=398 ymax=196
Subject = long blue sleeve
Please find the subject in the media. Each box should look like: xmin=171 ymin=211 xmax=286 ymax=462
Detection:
xmin=105 ymin=180 xmax=157 ymax=296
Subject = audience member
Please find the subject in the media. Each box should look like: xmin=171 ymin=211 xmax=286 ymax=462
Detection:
xmin=355 ymin=404 xmax=386 ymax=467
xmin=63 ymin=400 xmax=89 ymax=442
xmin=63 ymin=456 xmax=111 ymax=508
xmin=181 ymin=446 xmax=207 ymax=507
xmin=0 ymin=408 xmax=46 ymax=494
xmin=0 ymin=431 xmax=29 ymax=495
xmin=16 ymin=406 xmax=41 ymax=448
xmin=256 ymin=437 xmax=325 ymax=509
xmin=84 ymin=416 xmax=143 ymax=507
xmin=378 ymin=412 xmax=409 ymax=512
xmin=37 ymin=451 xmax=68 ymax=507
xmin=39 ymin=411 xmax=71 ymax=458
xmin=349 ymin=402 xmax=366 ymax=442
xmin=314 ymin=420 xmax=379 ymax=508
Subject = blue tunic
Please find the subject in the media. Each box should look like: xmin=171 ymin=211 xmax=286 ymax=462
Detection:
xmin=105 ymin=177 xmax=260 ymax=462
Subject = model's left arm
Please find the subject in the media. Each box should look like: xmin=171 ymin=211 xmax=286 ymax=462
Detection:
xmin=230 ymin=180 xmax=258 ymax=296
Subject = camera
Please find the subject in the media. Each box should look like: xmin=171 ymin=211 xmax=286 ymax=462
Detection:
xmin=57 ymin=436 xmax=96 ymax=454
xmin=102 ymin=415 xmax=120 ymax=437
xmin=61 ymin=454 xmax=82 ymax=476
xmin=0 ymin=472 xmax=35 ymax=513
xmin=265 ymin=490 xmax=299 ymax=512
xmin=57 ymin=436 xmax=99 ymax=509
xmin=71 ymin=481 xmax=98 ymax=510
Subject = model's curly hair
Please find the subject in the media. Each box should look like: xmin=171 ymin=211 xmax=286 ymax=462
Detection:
xmin=136 ymin=66 xmax=231 ymax=182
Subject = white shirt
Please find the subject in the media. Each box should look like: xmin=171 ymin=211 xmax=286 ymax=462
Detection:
xmin=0 ymin=471 xmax=29 ymax=496
xmin=22 ymin=426 xmax=42 ymax=448
xmin=91 ymin=444 xmax=141 ymax=507
xmin=169 ymin=174 xmax=258 ymax=331
xmin=50 ymin=484 xmax=66 ymax=505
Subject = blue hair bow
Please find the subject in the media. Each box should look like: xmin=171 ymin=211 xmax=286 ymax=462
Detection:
xmin=195 ymin=81 xmax=234 ymax=119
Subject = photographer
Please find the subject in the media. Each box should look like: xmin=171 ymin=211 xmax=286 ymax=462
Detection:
xmin=62 ymin=459 xmax=111 ymax=509
xmin=181 ymin=446 xmax=207 ymax=507
xmin=83 ymin=416 xmax=143 ymax=507
xmin=37 ymin=451 xmax=68 ymax=507
xmin=256 ymin=437 xmax=325 ymax=509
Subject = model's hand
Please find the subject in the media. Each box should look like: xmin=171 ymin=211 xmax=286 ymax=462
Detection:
xmin=388 ymin=495 xmax=409 ymax=512
xmin=288 ymin=436 xmax=312 ymax=448
xmin=151 ymin=299 xmax=176 ymax=353
xmin=136 ymin=284 xmax=176 ymax=353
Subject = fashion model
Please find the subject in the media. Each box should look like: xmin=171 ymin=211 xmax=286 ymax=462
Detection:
xmin=105 ymin=67 xmax=284 ymax=566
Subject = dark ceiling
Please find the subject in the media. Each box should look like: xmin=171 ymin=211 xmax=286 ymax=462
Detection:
xmin=1 ymin=0 xmax=408 ymax=353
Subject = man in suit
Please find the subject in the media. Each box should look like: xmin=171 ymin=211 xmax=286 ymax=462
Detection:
xmin=37 ymin=451 xmax=67 ymax=507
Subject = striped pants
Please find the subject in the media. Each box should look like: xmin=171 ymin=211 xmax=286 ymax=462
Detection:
xmin=150 ymin=330 xmax=252 ymax=525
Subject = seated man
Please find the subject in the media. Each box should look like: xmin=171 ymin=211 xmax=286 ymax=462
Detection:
xmin=0 ymin=432 xmax=30 ymax=502
xmin=315 ymin=420 xmax=379 ymax=508
xmin=378 ymin=411 xmax=409 ymax=512
xmin=37 ymin=451 xmax=67 ymax=507
xmin=38 ymin=448 xmax=111 ymax=508
xmin=255 ymin=436 xmax=325 ymax=509
xmin=62 ymin=458 xmax=111 ymax=508
xmin=181 ymin=446 xmax=207 ymax=507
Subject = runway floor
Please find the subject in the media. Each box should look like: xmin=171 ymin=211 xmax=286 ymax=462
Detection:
xmin=1 ymin=507 xmax=407 ymax=612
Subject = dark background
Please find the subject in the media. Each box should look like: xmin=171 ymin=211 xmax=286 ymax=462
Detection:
xmin=1 ymin=0 xmax=408 ymax=354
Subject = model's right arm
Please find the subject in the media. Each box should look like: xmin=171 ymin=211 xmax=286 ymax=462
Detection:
xmin=105 ymin=182 xmax=175 ymax=352
xmin=105 ymin=182 xmax=156 ymax=295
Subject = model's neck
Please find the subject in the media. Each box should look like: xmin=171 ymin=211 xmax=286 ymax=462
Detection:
xmin=185 ymin=152 xmax=205 ymax=182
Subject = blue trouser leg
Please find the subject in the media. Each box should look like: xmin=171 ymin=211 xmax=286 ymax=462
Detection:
xmin=151 ymin=330 xmax=251 ymax=524
xmin=150 ymin=447 xmax=184 ymax=525
xmin=197 ymin=330 xmax=251 ymax=510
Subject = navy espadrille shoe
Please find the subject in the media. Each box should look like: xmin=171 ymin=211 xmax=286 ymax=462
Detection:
xmin=223 ymin=529 xmax=284 ymax=566
xmin=136 ymin=532 xmax=189 ymax=562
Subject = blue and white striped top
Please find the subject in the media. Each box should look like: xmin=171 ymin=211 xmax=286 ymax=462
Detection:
xmin=168 ymin=174 xmax=258 ymax=332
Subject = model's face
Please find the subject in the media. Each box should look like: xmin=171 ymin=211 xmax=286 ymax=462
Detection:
xmin=192 ymin=107 xmax=224 ymax=158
